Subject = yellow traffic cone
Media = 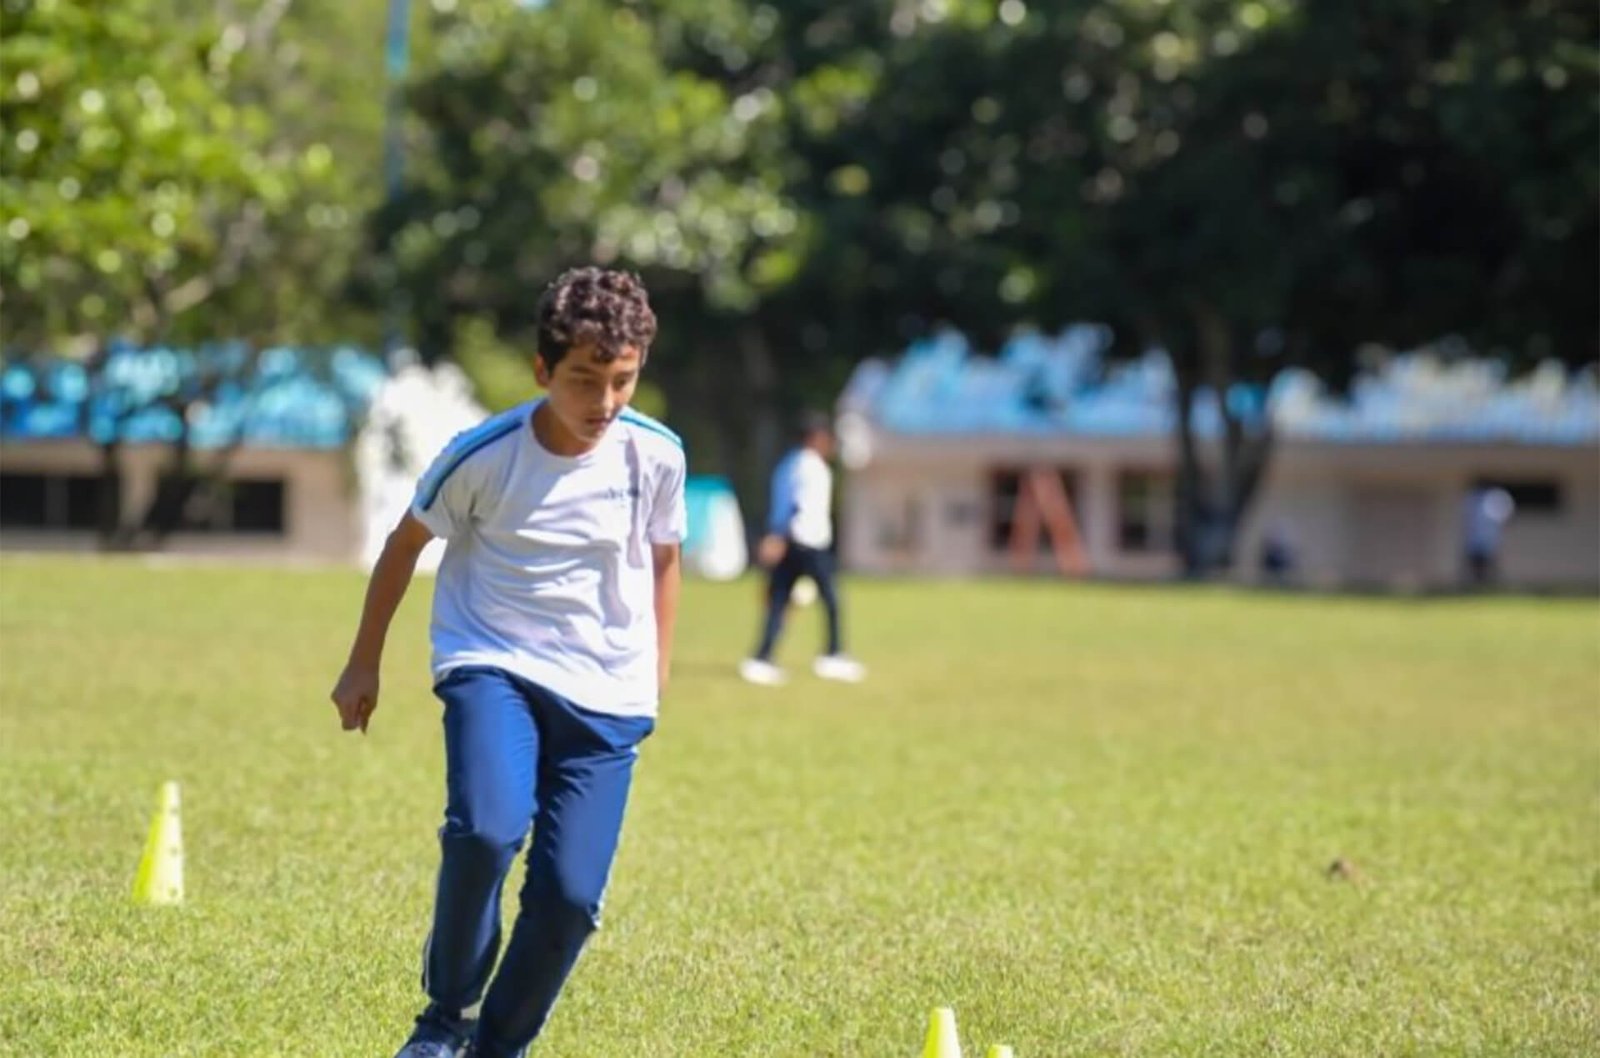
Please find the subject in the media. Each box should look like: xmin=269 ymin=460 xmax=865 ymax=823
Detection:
xmin=131 ymin=781 xmax=183 ymax=906
xmin=922 ymin=1007 xmax=962 ymax=1058
xmin=985 ymin=1047 xmax=1016 ymax=1058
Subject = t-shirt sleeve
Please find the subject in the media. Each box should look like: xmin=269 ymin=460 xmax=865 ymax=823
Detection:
xmin=648 ymin=451 xmax=688 ymax=545
xmin=410 ymin=440 xmax=481 ymax=540
xmin=767 ymin=455 xmax=796 ymax=535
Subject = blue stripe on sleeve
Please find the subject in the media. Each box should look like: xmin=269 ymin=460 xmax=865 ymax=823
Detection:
xmin=620 ymin=409 xmax=684 ymax=450
xmin=416 ymin=412 xmax=523 ymax=511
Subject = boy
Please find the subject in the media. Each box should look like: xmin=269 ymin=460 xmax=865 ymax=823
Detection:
xmin=330 ymin=268 xmax=685 ymax=1058
xmin=739 ymin=411 xmax=865 ymax=686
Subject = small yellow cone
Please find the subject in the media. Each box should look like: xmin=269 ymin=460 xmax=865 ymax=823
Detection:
xmin=922 ymin=1007 xmax=962 ymax=1058
xmin=131 ymin=781 xmax=183 ymax=906
xmin=986 ymin=1047 xmax=1016 ymax=1058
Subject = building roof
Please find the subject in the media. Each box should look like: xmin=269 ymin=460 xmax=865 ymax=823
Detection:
xmin=840 ymin=328 xmax=1600 ymax=446
xmin=0 ymin=343 xmax=389 ymax=449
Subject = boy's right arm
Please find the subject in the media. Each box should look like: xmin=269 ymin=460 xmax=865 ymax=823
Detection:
xmin=330 ymin=511 xmax=436 ymax=734
xmin=759 ymin=459 xmax=792 ymax=568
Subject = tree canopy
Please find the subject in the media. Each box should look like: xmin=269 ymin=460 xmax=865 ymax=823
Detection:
xmin=1 ymin=0 xmax=391 ymax=351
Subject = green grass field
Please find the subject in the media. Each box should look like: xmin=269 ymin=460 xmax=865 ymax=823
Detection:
xmin=0 ymin=556 xmax=1595 ymax=1057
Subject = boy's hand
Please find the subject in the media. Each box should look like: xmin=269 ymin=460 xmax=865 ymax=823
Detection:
xmin=757 ymin=533 xmax=787 ymax=568
xmin=330 ymin=663 xmax=380 ymax=734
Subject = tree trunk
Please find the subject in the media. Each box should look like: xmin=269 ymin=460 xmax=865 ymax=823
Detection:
xmin=94 ymin=439 xmax=131 ymax=551
xmin=82 ymin=344 xmax=134 ymax=551
xmin=139 ymin=421 xmax=197 ymax=546
xmin=1170 ymin=353 xmax=1209 ymax=578
xmin=733 ymin=325 xmax=784 ymax=537
xmin=1169 ymin=301 xmax=1277 ymax=579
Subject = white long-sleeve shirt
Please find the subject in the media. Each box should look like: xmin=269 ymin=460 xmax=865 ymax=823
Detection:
xmin=767 ymin=447 xmax=833 ymax=549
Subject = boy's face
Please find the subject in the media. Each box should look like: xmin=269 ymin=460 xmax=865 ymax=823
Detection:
xmin=535 ymin=343 xmax=643 ymax=445
xmin=806 ymin=427 xmax=836 ymax=459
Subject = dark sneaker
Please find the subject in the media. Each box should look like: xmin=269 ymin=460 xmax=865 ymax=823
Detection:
xmin=394 ymin=1004 xmax=475 ymax=1058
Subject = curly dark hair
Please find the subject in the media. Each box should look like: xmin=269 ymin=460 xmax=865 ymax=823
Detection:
xmin=535 ymin=267 xmax=657 ymax=367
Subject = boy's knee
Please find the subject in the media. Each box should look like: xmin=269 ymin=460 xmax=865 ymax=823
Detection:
xmin=521 ymin=871 xmax=605 ymax=934
xmin=440 ymin=815 xmax=529 ymax=865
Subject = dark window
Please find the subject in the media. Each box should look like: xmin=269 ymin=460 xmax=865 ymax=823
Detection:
xmin=945 ymin=499 xmax=982 ymax=527
xmin=64 ymin=475 xmax=107 ymax=529
xmin=0 ymin=473 xmax=48 ymax=528
xmin=162 ymin=476 xmax=287 ymax=534
xmin=1472 ymin=479 xmax=1563 ymax=514
xmin=164 ymin=477 xmax=222 ymax=533
xmin=0 ymin=473 xmax=108 ymax=530
xmin=989 ymin=467 xmax=1078 ymax=552
xmin=1118 ymin=471 xmax=1175 ymax=553
xmin=874 ymin=493 xmax=921 ymax=554
xmin=230 ymin=479 xmax=286 ymax=533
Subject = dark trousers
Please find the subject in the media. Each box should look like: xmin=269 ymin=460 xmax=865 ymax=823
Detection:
xmin=1466 ymin=548 xmax=1497 ymax=587
xmin=754 ymin=541 xmax=842 ymax=661
xmin=424 ymin=666 xmax=654 ymax=1057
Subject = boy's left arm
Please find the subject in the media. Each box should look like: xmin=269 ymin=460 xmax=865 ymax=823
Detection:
xmin=652 ymin=543 xmax=681 ymax=693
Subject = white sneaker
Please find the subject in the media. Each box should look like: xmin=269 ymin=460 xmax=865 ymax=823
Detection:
xmin=812 ymin=654 xmax=867 ymax=683
xmin=739 ymin=658 xmax=787 ymax=686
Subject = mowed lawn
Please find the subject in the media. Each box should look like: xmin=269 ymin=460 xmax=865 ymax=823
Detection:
xmin=0 ymin=556 xmax=1595 ymax=1058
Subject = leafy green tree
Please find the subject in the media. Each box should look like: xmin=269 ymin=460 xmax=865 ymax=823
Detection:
xmin=369 ymin=1 xmax=893 ymax=492
xmin=365 ymin=0 xmax=800 ymax=344
xmin=805 ymin=0 xmax=1596 ymax=573
xmin=374 ymin=0 xmax=1596 ymax=572
xmin=1089 ymin=0 xmax=1597 ymax=572
xmin=0 ymin=0 xmax=371 ymax=349
xmin=1 ymin=0 xmax=391 ymax=544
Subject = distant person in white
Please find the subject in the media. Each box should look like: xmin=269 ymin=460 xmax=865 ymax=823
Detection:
xmin=740 ymin=412 xmax=865 ymax=686
xmin=1463 ymin=485 xmax=1515 ymax=587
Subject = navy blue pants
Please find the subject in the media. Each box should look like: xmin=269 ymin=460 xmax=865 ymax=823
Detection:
xmin=754 ymin=541 xmax=842 ymax=660
xmin=424 ymin=666 xmax=654 ymax=1056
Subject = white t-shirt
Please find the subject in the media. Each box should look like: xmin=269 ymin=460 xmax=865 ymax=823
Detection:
xmin=410 ymin=401 xmax=687 ymax=717
xmin=767 ymin=447 xmax=833 ymax=549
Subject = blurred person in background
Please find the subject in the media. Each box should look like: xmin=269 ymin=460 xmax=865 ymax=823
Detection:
xmin=740 ymin=412 xmax=866 ymax=686
xmin=1463 ymin=485 xmax=1516 ymax=588
xmin=1259 ymin=519 xmax=1300 ymax=587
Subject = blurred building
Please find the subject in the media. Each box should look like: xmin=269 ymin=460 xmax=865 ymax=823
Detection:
xmin=836 ymin=329 xmax=1600 ymax=590
xmin=0 ymin=345 xmax=741 ymax=575
xmin=0 ymin=345 xmax=505 ymax=565
xmin=0 ymin=345 xmax=392 ymax=562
